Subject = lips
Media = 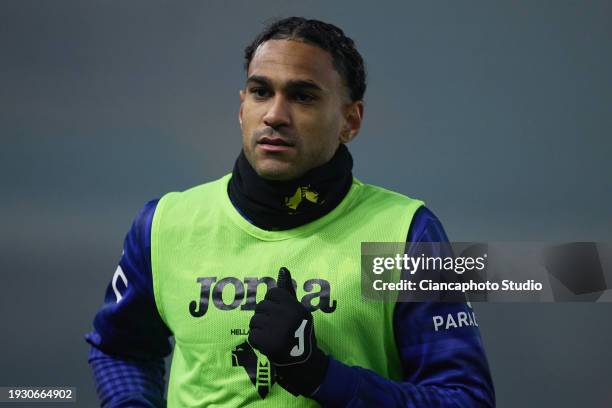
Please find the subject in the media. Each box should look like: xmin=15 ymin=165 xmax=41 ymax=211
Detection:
xmin=256 ymin=136 xmax=295 ymax=153
xmin=257 ymin=136 xmax=294 ymax=147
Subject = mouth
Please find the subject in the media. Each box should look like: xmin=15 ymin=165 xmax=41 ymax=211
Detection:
xmin=256 ymin=136 xmax=295 ymax=153
xmin=257 ymin=136 xmax=294 ymax=147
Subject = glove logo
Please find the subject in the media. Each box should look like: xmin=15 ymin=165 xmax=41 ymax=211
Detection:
xmin=231 ymin=341 xmax=276 ymax=399
xmin=290 ymin=319 xmax=308 ymax=357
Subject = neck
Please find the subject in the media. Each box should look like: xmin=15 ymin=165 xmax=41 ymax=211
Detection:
xmin=228 ymin=144 xmax=354 ymax=230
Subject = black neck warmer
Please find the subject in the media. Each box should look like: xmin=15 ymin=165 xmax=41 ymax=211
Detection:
xmin=228 ymin=144 xmax=354 ymax=231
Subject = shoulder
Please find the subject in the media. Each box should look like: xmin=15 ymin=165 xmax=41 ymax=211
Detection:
xmin=156 ymin=174 xmax=231 ymax=209
xmin=150 ymin=175 xmax=233 ymax=242
xmin=131 ymin=198 xmax=159 ymax=237
xmin=407 ymin=206 xmax=449 ymax=242
xmin=351 ymin=180 xmax=449 ymax=242
xmin=353 ymin=178 xmax=425 ymax=212
xmin=354 ymin=179 xmax=420 ymax=201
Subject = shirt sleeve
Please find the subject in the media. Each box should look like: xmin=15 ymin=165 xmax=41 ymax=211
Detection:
xmin=311 ymin=206 xmax=496 ymax=407
xmin=87 ymin=346 xmax=167 ymax=408
xmin=85 ymin=199 xmax=173 ymax=408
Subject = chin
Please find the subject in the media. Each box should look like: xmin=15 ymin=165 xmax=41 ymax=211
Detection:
xmin=255 ymin=163 xmax=299 ymax=181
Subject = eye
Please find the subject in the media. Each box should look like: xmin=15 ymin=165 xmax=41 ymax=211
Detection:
xmin=249 ymin=87 xmax=270 ymax=99
xmin=294 ymin=92 xmax=316 ymax=104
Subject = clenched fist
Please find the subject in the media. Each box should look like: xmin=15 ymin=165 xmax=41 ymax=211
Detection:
xmin=248 ymin=267 xmax=329 ymax=396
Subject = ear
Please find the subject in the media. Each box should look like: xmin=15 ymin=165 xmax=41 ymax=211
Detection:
xmin=239 ymin=89 xmax=246 ymax=127
xmin=340 ymin=100 xmax=364 ymax=143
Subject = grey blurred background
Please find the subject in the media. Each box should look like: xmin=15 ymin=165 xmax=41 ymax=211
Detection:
xmin=1 ymin=1 xmax=611 ymax=406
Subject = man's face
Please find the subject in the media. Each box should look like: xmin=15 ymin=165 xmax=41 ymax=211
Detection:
xmin=239 ymin=39 xmax=362 ymax=181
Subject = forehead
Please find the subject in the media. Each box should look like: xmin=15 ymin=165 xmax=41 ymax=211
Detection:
xmin=248 ymin=39 xmax=343 ymax=90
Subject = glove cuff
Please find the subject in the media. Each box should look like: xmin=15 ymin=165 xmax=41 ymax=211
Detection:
xmin=276 ymin=349 xmax=329 ymax=397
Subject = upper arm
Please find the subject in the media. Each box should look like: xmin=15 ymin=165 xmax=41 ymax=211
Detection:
xmin=393 ymin=206 xmax=495 ymax=405
xmin=86 ymin=199 xmax=172 ymax=360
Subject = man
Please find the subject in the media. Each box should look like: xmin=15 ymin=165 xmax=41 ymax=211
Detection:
xmin=86 ymin=17 xmax=495 ymax=407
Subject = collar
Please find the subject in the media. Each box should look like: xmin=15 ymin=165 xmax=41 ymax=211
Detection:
xmin=228 ymin=144 xmax=353 ymax=231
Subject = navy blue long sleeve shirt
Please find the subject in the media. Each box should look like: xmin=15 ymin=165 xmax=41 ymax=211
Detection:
xmin=86 ymin=200 xmax=495 ymax=407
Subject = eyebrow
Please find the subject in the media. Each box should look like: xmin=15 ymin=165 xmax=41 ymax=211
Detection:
xmin=246 ymin=75 xmax=324 ymax=93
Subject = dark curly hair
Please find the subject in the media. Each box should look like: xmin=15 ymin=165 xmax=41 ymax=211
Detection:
xmin=244 ymin=17 xmax=366 ymax=101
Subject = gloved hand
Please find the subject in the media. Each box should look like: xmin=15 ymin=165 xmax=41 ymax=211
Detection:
xmin=248 ymin=267 xmax=329 ymax=397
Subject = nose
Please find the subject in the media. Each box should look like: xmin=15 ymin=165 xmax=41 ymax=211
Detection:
xmin=262 ymin=94 xmax=291 ymax=129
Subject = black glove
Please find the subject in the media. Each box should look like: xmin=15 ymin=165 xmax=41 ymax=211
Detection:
xmin=248 ymin=267 xmax=329 ymax=397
